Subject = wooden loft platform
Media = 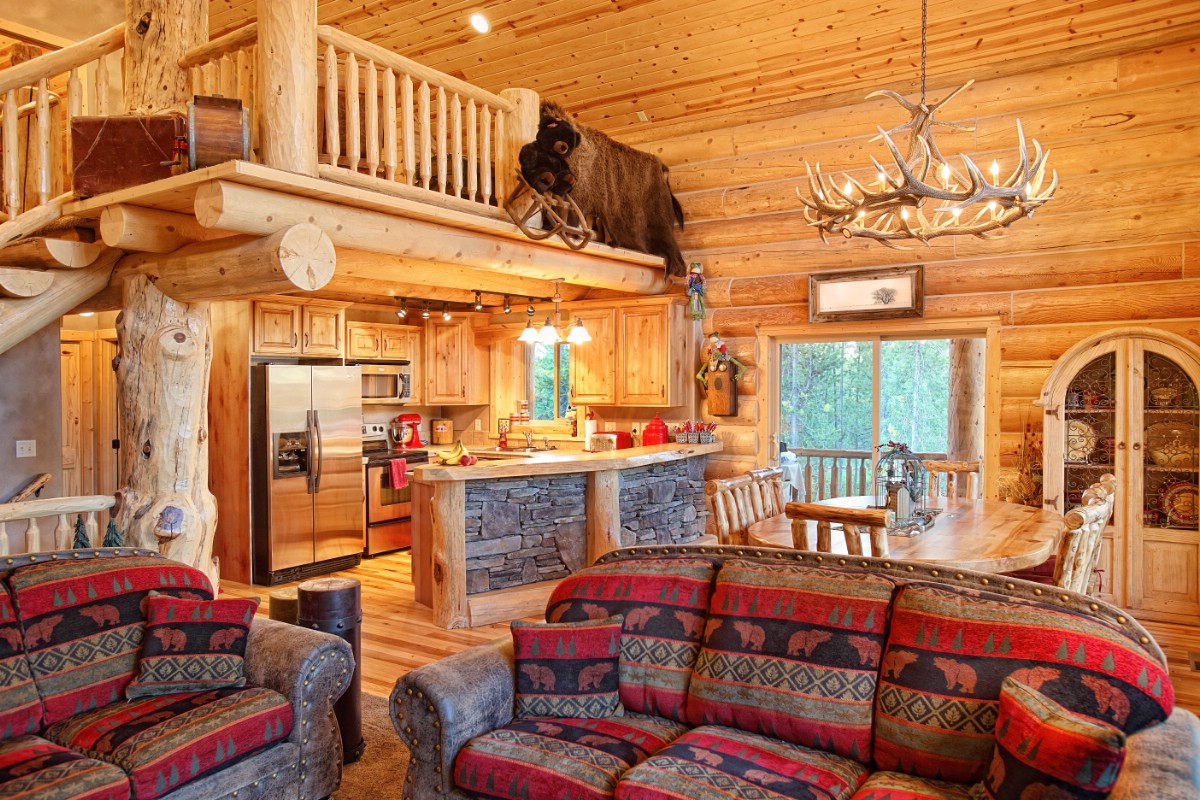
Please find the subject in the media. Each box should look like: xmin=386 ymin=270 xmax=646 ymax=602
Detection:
xmin=65 ymin=160 xmax=670 ymax=305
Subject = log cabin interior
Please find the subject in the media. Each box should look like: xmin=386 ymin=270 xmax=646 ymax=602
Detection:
xmin=0 ymin=1 xmax=1198 ymax=797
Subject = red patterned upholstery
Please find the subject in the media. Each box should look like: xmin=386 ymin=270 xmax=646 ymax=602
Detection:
xmin=0 ymin=735 xmax=129 ymax=800
xmin=686 ymin=560 xmax=895 ymax=762
xmin=44 ymin=686 xmax=291 ymax=800
xmin=873 ymin=583 xmax=1172 ymax=784
xmin=0 ymin=585 xmax=41 ymax=738
xmin=615 ymin=725 xmax=869 ymax=800
xmin=512 ymin=616 xmax=623 ymax=719
xmin=454 ymin=713 xmax=690 ymax=800
xmin=976 ymin=678 xmax=1126 ymax=800
xmin=849 ymin=771 xmax=972 ymax=799
xmin=9 ymin=557 xmax=213 ymax=727
xmin=545 ymin=557 xmax=717 ymax=723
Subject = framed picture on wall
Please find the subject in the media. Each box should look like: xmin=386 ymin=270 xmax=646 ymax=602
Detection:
xmin=809 ymin=265 xmax=924 ymax=322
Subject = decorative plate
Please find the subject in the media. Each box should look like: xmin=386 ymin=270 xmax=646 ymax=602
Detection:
xmin=1145 ymin=421 xmax=1198 ymax=468
xmin=1160 ymin=481 xmax=1199 ymax=527
xmin=1066 ymin=420 xmax=1097 ymax=462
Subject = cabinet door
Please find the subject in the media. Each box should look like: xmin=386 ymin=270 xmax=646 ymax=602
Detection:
xmin=617 ymin=306 xmax=672 ymax=406
xmin=569 ymin=309 xmax=616 ymax=405
xmin=347 ymin=323 xmax=381 ymax=360
xmin=253 ymin=301 xmax=301 ymax=355
xmin=425 ymin=319 xmax=466 ymax=403
xmin=303 ymin=304 xmax=344 ymax=357
xmin=380 ymin=327 xmax=410 ymax=361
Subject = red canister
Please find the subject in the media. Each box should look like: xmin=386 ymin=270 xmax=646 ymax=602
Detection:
xmin=642 ymin=414 xmax=669 ymax=446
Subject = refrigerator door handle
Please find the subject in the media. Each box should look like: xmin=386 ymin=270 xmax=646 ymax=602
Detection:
xmin=305 ymin=409 xmax=316 ymax=494
xmin=313 ymin=409 xmax=325 ymax=493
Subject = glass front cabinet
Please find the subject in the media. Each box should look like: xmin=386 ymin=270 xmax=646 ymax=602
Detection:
xmin=1039 ymin=328 xmax=1200 ymax=622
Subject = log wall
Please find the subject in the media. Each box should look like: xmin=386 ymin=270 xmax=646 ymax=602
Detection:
xmin=635 ymin=37 xmax=1200 ymax=487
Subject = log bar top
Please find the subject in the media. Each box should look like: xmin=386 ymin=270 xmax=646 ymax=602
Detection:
xmin=413 ymin=442 xmax=724 ymax=481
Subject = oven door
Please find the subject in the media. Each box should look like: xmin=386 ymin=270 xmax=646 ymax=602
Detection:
xmin=366 ymin=463 xmax=411 ymax=524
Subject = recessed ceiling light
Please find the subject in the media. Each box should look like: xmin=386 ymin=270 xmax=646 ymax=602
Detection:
xmin=469 ymin=13 xmax=490 ymax=33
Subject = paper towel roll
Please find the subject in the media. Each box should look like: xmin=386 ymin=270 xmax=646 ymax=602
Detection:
xmin=584 ymin=419 xmax=599 ymax=443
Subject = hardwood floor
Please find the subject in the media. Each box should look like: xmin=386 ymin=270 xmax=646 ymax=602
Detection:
xmin=221 ymin=552 xmax=1200 ymax=713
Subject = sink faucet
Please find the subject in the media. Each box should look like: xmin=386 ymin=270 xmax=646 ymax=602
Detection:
xmin=524 ymin=430 xmax=533 ymax=448
xmin=543 ymin=436 xmax=553 ymax=451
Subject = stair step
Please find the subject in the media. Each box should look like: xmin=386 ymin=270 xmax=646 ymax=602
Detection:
xmin=0 ymin=267 xmax=54 ymax=298
xmin=0 ymin=237 xmax=103 ymax=269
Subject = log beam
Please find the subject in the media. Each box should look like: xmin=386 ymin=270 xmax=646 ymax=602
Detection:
xmin=0 ymin=252 xmax=117 ymax=356
xmin=99 ymin=205 xmax=229 ymax=252
xmin=194 ymin=181 xmax=669 ymax=295
xmin=0 ymin=267 xmax=53 ymax=297
xmin=334 ymin=249 xmax=587 ymax=301
xmin=0 ymin=237 xmax=103 ymax=268
xmin=117 ymin=223 xmax=335 ymax=302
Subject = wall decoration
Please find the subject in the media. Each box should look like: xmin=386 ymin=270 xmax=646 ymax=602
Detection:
xmin=696 ymin=332 xmax=746 ymax=416
xmin=809 ymin=265 xmax=924 ymax=322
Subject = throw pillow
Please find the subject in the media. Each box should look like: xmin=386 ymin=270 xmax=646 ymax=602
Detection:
xmin=126 ymin=593 xmax=259 ymax=699
xmin=512 ymin=615 xmax=623 ymax=719
xmin=973 ymin=677 xmax=1126 ymax=800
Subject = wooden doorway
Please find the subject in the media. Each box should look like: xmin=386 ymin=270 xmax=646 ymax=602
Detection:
xmin=60 ymin=328 xmax=119 ymax=500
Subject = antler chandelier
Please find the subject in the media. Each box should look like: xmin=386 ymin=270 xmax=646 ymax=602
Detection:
xmin=797 ymin=0 xmax=1057 ymax=247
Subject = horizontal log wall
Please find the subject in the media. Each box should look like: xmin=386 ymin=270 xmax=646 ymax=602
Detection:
xmin=638 ymin=37 xmax=1200 ymax=485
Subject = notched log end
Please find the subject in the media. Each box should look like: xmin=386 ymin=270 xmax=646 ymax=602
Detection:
xmin=154 ymin=505 xmax=185 ymax=542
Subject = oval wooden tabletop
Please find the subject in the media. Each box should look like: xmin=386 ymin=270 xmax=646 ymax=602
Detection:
xmin=746 ymin=496 xmax=1063 ymax=573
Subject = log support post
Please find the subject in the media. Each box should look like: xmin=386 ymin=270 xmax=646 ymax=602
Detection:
xmin=948 ymin=338 xmax=986 ymax=496
xmin=499 ymin=88 xmax=540 ymax=221
xmin=429 ymin=480 xmax=468 ymax=629
xmin=586 ymin=470 xmax=623 ymax=565
xmin=256 ymin=0 xmax=318 ymax=175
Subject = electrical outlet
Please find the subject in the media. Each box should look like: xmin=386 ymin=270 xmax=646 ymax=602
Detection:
xmin=474 ymin=418 xmax=482 ymax=431
xmin=15 ymin=440 xmax=35 ymax=458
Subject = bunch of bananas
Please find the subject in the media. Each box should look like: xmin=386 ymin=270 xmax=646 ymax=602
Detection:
xmin=434 ymin=441 xmax=477 ymax=466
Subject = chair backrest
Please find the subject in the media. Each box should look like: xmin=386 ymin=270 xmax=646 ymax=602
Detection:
xmin=784 ymin=501 xmax=894 ymax=557
xmin=1055 ymin=473 xmax=1117 ymax=593
xmin=706 ymin=467 xmax=786 ymax=545
xmin=923 ymin=460 xmax=982 ymax=500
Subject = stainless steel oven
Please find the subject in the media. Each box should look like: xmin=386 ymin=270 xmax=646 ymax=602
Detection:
xmin=364 ymin=451 xmax=428 ymax=556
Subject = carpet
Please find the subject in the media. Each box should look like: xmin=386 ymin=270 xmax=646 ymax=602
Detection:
xmin=335 ymin=692 xmax=412 ymax=799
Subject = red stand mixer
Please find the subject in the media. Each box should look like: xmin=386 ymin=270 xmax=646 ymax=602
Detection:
xmin=390 ymin=413 xmax=424 ymax=449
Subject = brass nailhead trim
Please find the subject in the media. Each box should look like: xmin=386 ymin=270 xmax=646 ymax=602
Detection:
xmin=930 ymin=569 xmax=939 ymax=577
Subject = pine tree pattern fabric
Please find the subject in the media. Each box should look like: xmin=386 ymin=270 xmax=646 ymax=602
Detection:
xmin=686 ymin=561 xmax=896 ymax=763
xmin=973 ymin=678 xmax=1126 ymax=800
xmin=873 ymin=583 xmax=1171 ymax=784
xmin=512 ymin=616 xmax=624 ymax=719
xmin=126 ymin=594 xmax=258 ymax=698
xmin=0 ymin=584 xmax=41 ymax=739
xmin=614 ymin=725 xmax=870 ymax=800
xmin=43 ymin=686 xmax=292 ymax=800
xmin=8 ymin=557 xmax=214 ymax=728
xmin=453 ymin=713 xmax=690 ymax=800
xmin=849 ymin=771 xmax=973 ymax=799
xmin=0 ymin=735 xmax=130 ymax=800
xmin=544 ymin=557 xmax=717 ymax=723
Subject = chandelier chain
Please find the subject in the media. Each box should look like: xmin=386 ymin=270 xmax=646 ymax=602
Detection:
xmin=920 ymin=0 xmax=927 ymax=105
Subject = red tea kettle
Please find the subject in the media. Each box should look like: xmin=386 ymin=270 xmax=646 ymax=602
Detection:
xmin=643 ymin=414 xmax=669 ymax=446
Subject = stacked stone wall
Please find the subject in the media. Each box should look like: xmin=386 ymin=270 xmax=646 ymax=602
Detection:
xmin=618 ymin=456 xmax=708 ymax=546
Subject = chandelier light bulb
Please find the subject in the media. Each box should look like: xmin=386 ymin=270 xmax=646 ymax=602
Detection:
xmin=843 ymin=180 xmax=853 ymax=196
xmin=990 ymin=159 xmax=1000 ymax=179
xmin=518 ymin=319 xmax=538 ymax=343
xmin=900 ymin=207 xmax=909 ymax=220
xmin=537 ymin=317 xmax=561 ymax=344
xmin=567 ymin=318 xmax=592 ymax=344
xmin=952 ymin=207 xmax=962 ymax=218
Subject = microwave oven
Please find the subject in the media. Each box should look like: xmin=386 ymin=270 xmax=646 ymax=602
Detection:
xmin=359 ymin=363 xmax=411 ymax=404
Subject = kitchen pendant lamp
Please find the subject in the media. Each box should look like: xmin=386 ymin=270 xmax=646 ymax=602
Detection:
xmin=518 ymin=298 xmax=539 ymax=343
xmin=566 ymin=318 xmax=592 ymax=344
xmin=795 ymin=0 xmax=1057 ymax=247
xmin=536 ymin=317 xmax=561 ymax=344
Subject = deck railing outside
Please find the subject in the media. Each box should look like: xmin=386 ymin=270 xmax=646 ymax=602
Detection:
xmin=785 ymin=447 xmax=948 ymax=502
xmin=0 ymin=494 xmax=116 ymax=556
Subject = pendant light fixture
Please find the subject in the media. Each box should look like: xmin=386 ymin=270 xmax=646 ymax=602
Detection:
xmin=566 ymin=318 xmax=592 ymax=344
xmin=536 ymin=281 xmax=565 ymax=345
xmin=795 ymin=0 xmax=1057 ymax=246
xmin=518 ymin=297 xmax=539 ymax=343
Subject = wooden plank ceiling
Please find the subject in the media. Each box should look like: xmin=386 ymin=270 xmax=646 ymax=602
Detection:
xmin=207 ymin=0 xmax=1200 ymax=137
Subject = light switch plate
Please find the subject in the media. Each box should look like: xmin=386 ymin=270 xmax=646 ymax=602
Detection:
xmin=474 ymin=418 xmax=482 ymax=431
xmin=15 ymin=440 xmax=35 ymax=458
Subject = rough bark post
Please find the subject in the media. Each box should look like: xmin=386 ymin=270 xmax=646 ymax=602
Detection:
xmin=256 ymin=0 xmax=318 ymax=175
xmin=115 ymin=0 xmax=219 ymax=587
xmin=499 ymin=87 xmax=540 ymax=222
xmin=948 ymin=338 xmax=986 ymax=497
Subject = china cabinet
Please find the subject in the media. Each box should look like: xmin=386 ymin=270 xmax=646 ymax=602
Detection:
xmin=1039 ymin=328 xmax=1200 ymax=621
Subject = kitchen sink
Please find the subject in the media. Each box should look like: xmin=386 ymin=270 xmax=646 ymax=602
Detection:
xmin=471 ymin=448 xmax=541 ymax=460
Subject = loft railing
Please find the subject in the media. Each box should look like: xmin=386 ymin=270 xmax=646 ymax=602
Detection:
xmin=785 ymin=447 xmax=948 ymax=502
xmin=0 ymin=23 xmax=124 ymax=226
xmin=179 ymin=23 xmax=260 ymax=156
xmin=0 ymin=494 xmax=116 ymax=556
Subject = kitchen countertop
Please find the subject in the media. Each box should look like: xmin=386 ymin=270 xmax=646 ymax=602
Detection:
xmin=413 ymin=442 xmax=723 ymax=482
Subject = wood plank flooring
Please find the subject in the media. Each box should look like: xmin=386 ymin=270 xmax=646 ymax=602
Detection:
xmin=220 ymin=552 xmax=1200 ymax=712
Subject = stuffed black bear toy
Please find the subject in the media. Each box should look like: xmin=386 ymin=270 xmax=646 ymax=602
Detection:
xmin=518 ymin=142 xmax=576 ymax=195
xmin=536 ymin=115 xmax=581 ymax=157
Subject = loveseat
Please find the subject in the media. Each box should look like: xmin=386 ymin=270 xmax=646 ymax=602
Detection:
xmin=393 ymin=544 xmax=1200 ymax=799
xmin=0 ymin=548 xmax=353 ymax=800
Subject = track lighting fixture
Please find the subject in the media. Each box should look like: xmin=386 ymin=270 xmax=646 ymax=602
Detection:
xmin=473 ymin=290 xmax=484 ymax=311
xmin=442 ymin=302 xmax=452 ymax=320
xmin=503 ymin=295 xmax=512 ymax=314
xmin=421 ymin=302 xmax=431 ymax=319
xmin=396 ymin=298 xmax=408 ymax=319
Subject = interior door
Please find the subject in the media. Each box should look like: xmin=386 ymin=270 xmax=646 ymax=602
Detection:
xmin=311 ymin=366 xmax=365 ymax=562
xmin=60 ymin=342 xmax=82 ymax=496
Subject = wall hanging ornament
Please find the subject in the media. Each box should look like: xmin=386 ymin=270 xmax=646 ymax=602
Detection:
xmin=696 ymin=332 xmax=746 ymax=416
xmin=686 ymin=262 xmax=706 ymax=321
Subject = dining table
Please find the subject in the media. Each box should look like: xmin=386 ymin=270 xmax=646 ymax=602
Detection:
xmin=745 ymin=495 xmax=1063 ymax=573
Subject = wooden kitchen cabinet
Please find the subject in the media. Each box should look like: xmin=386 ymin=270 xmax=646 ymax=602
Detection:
xmin=616 ymin=301 xmax=687 ymax=407
xmin=425 ymin=317 xmax=488 ymax=404
xmin=1040 ymin=328 xmax=1200 ymax=621
xmin=252 ymin=299 xmax=347 ymax=358
xmin=346 ymin=323 xmax=381 ymax=360
xmin=346 ymin=322 xmax=417 ymax=362
xmin=569 ymin=308 xmax=616 ymax=405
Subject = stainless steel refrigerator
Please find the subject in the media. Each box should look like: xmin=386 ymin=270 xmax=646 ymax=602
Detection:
xmin=251 ymin=365 xmax=364 ymax=585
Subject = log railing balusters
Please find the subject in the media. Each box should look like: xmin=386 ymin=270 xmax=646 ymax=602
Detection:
xmin=0 ymin=494 xmax=116 ymax=556
xmin=419 ymin=80 xmax=431 ymax=191
xmin=345 ymin=51 xmax=360 ymax=174
xmin=494 ymin=106 xmax=507 ymax=203
xmin=401 ymin=73 xmax=414 ymax=185
xmin=466 ymin=99 xmax=478 ymax=202
xmin=481 ymin=104 xmax=492 ymax=203
xmin=3 ymin=90 xmax=17 ymax=218
xmin=323 ymin=44 xmax=340 ymax=167
xmin=435 ymin=86 xmax=447 ymax=193
xmin=365 ymin=59 xmax=379 ymax=177
xmin=450 ymin=92 xmax=462 ymax=198
xmin=36 ymin=79 xmax=51 ymax=206
xmin=383 ymin=68 xmax=397 ymax=181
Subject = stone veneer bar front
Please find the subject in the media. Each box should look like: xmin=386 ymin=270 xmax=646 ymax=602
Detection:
xmin=411 ymin=442 xmax=721 ymax=629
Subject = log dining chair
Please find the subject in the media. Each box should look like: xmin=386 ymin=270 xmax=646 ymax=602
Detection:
xmin=784 ymin=501 xmax=894 ymax=557
xmin=706 ymin=467 xmax=787 ymax=545
xmin=922 ymin=460 xmax=982 ymax=500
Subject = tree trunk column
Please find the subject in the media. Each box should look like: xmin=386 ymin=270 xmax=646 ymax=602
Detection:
xmin=948 ymin=338 xmax=985 ymax=495
xmin=257 ymin=0 xmax=318 ymax=175
xmin=124 ymin=0 xmax=207 ymax=115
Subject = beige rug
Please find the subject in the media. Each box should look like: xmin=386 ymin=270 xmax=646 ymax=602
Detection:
xmin=335 ymin=692 xmax=411 ymax=799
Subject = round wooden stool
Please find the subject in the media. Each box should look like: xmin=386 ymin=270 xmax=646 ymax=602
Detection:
xmin=299 ymin=577 xmax=365 ymax=764
xmin=268 ymin=587 xmax=299 ymax=625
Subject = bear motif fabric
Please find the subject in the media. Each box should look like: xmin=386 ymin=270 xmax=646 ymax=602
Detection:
xmin=972 ymin=678 xmax=1126 ymax=800
xmin=126 ymin=594 xmax=258 ymax=698
xmin=0 ymin=584 xmax=41 ymax=739
xmin=512 ymin=616 xmax=623 ymax=719
xmin=0 ymin=735 xmax=130 ymax=800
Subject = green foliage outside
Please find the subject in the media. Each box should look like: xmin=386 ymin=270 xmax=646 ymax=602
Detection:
xmin=530 ymin=342 xmax=571 ymax=420
xmin=778 ymin=338 xmax=952 ymax=454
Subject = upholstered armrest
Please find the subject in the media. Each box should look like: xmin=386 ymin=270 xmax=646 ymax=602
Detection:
xmin=244 ymin=616 xmax=355 ymax=800
xmin=1111 ymin=707 xmax=1200 ymax=800
xmin=391 ymin=637 xmax=515 ymax=800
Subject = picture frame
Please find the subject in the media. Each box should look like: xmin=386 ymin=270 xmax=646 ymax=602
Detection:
xmin=808 ymin=265 xmax=924 ymax=322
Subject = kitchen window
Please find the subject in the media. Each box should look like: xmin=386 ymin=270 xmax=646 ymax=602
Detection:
xmin=526 ymin=342 xmax=571 ymax=422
